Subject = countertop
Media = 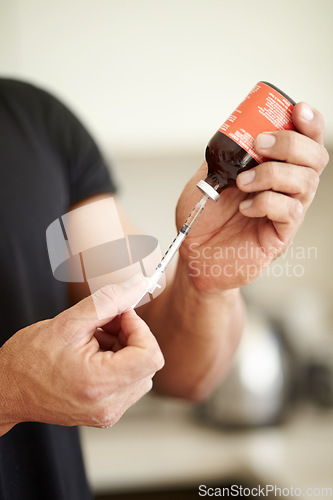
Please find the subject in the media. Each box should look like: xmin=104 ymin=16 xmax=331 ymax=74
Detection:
xmin=80 ymin=397 xmax=333 ymax=498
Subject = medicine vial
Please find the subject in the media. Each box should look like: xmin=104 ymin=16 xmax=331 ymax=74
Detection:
xmin=134 ymin=82 xmax=297 ymax=301
xmin=197 ymin=81 xmax=296 ymax=201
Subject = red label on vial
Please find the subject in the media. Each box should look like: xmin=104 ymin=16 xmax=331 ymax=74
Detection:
xmin=219 ymin=82 xmax=295 ymax=163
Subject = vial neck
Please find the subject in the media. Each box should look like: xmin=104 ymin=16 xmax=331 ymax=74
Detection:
xmin=197 ymin=174 xmax=228 ymax=201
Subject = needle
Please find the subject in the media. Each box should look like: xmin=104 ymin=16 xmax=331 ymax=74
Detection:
xmin=131 ymin=194 xmax=209 ymax=308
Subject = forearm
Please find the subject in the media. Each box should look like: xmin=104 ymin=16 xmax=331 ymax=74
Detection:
xmin=139 ymin=258 xmax=244 ymax=401
xmin=0 ymin=346 xmax=22 ymax=436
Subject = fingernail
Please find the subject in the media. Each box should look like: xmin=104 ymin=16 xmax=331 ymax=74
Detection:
xmin=121 ymin=273 xmax=146 ymax=288
xmin=256 ymin=133 xmax=276 ymax=149
xmin=240 ymin=198 xmax=253 ymax=210
xmin=300 ymin=104 xmax=314 ymax=121
xmin=238 ymin=169 xmax=256 ymax=186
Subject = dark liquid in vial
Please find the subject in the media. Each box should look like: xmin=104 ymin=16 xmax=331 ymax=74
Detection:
xmin=203 ymin=81 xmax=296 ymax=194
xmin=205 ymin=133 xmax=258 ymax=192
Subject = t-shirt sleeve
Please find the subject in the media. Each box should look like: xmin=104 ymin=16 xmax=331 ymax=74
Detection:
xmin=37 ymin=85 xmax=117 ymax=205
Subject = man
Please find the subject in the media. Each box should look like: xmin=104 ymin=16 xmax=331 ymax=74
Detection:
xmin=0 ymin=79 xmax=329 ymax=499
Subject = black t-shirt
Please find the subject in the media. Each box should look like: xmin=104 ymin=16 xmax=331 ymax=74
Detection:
xmin=0 ymin=79 xmax=116 ymax=500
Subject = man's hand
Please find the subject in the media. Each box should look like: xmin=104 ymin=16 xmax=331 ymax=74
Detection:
xmin=0 ymin=277 xmax=164 ymax=435
xmin=176 ymin=102 xmax=329 ymax=291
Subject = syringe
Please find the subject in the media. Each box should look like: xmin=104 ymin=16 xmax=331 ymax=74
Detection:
xmin=132 ymin=193 xmax=209 ymax=308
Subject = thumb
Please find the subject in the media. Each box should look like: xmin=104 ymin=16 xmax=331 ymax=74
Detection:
xmin=61 ymin=274 xmax=150 ymax=335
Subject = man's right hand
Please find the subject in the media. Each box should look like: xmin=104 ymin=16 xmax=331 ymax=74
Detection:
xmin=0 ymin=277 xmax=164 ymax=435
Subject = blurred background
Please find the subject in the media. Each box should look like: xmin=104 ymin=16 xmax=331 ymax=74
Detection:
xmin=1 ymin=0 xmax=332 ymax=498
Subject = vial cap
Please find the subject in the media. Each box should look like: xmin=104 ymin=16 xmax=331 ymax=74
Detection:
xmin=197 ymin=179 xmax=220 ymax=202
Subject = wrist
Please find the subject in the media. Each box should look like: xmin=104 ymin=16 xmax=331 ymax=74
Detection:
xmin=0 ymin=343 xmax=25 ymax=433
xmin=173 ymin=254 xmax=241 ymax=306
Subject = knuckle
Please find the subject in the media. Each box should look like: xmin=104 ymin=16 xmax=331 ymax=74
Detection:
xmin=290 ymin=199 xmax=303 ymax=221
xmin=94 ymin=405 xmax=119 ymax=428
xmin=260 ymin=161 xmax=276 ymax=182
xmin=146 ymin=345 xmax=165 ymax=372
xmin=145 ymin=378 xmax=154 ymax=394
xmin=257 ymin=190 xmax=273 ymax=212
xmin=79 ymin=381 xmax=105 ymax=404
xmin=152 ymin=349 xmax=165 ymax=371
xmin=135 ymin=377 xmax=154 ymax=400
xmin=305 ymin=168 xmax=320 ymax=193
xmin=318 ymin=146 xmax=330 ymax=172
xmin=279 ymin=130 xmax=299 ymax=160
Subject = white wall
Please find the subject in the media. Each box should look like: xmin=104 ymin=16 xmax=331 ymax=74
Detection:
xmin=1 ymin=0 xmax=333 ymax=156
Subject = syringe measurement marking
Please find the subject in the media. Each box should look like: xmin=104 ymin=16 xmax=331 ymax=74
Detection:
xmin=151 ymin=195 xmax=207 ymax=278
